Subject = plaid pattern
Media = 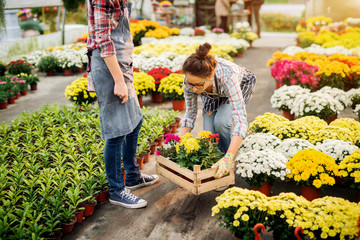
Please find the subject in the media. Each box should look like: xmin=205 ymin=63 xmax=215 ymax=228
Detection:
xmin=182 ymin=58 xmax=256 ymax=139
xmin=86 ymin=0 xmax=124 ymax=58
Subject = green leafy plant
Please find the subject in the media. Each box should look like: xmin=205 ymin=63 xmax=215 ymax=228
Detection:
xmin=0 ymin=91 xmax=7 ymax=102
xmin=0 ymin=0 xmax=5 ymax=32
xmin=7 ymin=60 xmax=33 ymax=75
xmin=19 ymin=19 xmax=44 ymax=34
xmin=37 ymin=55 xmax=59 ymax=73
xmin=82 ymin=175 xmax=99 ymax=203
xmin=59 ymin=206 xmax=76 ymax=223
xmin=20 ymin=73 xmax=40 ymax=85
xmin=0 ymin=61 xmax=6 ymax=76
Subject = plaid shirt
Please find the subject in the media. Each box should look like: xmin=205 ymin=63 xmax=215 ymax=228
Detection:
xmin=86 ymin=0 xmax=124 ymax=58
xmin=182 ymin=58 xmax=255 ymax=139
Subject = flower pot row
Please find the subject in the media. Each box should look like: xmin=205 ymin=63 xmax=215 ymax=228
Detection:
xmin=0 ymin=88 xmax=37 ymax=110
xmin=137 ymin=96 xmax=185 ymax=112
xmin=61 ymin=189 xmax=109 ymax=235
xmin=282 ymin=110 xmax=338 ymax=124
xmin=136 ymin=118 xmax=180 ymax=170
xmin=252 ymin=181 xmax=321 ymax=201
xmin=46 ymin=67 xmax=84 ymax=77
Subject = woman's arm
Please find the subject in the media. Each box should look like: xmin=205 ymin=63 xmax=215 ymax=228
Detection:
xmin=103 ymin=55 xmax=128 ymax=103
xmin=212 ymin=68 xmax=247 ymax=178
xmin=93 ymin=0 xmax=128 ymax=103
xmin=227 ymin=135 xmax=243 ymax=155
xmin=181 ymin=78 xmax=199 ymax=134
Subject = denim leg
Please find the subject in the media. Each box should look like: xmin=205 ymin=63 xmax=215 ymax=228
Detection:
xmin=105 ymin=135 xmax=125 ymax=194
xmin=213 ymin=104 xmax=232 ymax=154
xmin=203 ymin=111 xmax=216 ymax=134
xmin=124 ymin=119 xmax=143 ymax=184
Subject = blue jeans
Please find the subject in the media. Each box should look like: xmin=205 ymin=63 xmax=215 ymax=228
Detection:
xmin=104 ymin=119 xmax=143 ymax=194
xmin=203 ymin=104 xmax=232 ymax=154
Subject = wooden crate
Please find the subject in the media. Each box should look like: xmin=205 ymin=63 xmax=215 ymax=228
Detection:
xmin=156 ymin=155 xmax=235 ymax=195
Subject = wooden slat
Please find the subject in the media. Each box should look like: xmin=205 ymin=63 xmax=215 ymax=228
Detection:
xmin=5 ymin=0 xmax=63 ymax=9
xmin=156 ymin=164 xmax=196 ymax=194
xmin=196 ymin=167 xmax=216 ymax=180
xmin=196 ymin=162 xmax=235 ymax=180
xmin=197 ymin=173 xmax=235 ymax=195
xmin=193 ymin=165 xmax=201 ymax=187
xmin=156 ymin=155 xmax=194 ymax=180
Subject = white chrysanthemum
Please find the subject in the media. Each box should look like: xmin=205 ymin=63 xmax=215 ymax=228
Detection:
xmin=179 ymin=27 xmax=195 ymax=36
xmin=270 ymin=85 xmax=311 ymax=111
xmin=238 ymin=133 xmax=281 ymax=154
xmin=315 ymin=139 xmax=358 ymax=162
xmin=236 ymin=149 xmax=289 ymax=180
xmin=291 ymin=92 xmax=344 ymax=118
xmin=318 ymin=86 xmax=350 ymax=107
xmin=275 ymin=138 xmax=315 ymax=160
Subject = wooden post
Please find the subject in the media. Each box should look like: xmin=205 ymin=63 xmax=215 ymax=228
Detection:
xmin=193 ymin=165 xmax=201 ymax=194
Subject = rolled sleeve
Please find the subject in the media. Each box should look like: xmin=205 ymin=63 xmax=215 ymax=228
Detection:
xmin=182 ymin=80 xmax=198 ymax=129
xmin=93 ymin=0 xmax=116 ymax=58
xmin=222 ymin=71 xmax=248 ymax=139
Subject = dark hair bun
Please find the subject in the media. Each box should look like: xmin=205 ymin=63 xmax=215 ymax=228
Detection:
xmin=196 ymin=43 xmax=212 ymax=59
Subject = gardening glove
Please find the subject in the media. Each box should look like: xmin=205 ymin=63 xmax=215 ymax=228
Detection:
xmin=212 ymin=153 xmax=234 ymax=178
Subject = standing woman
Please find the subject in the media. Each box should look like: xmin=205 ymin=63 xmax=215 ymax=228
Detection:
xmin=86 ymin=0 xmax=158 ymax=209
xmin=180 ymin=43 xmax=256 ymax=178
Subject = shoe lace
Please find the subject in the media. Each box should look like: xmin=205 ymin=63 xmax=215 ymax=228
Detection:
xmin=120 ymin=188 xmax=138 ymax=202
xmin=141 ymin=173 xmax=152 ymax=181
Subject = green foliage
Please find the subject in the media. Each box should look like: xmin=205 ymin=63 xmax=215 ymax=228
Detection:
xmin=216 ymin=206 xmax=266 ymax=240
xmin=19 ymin=19 xmax=44 ymax=34
xmin=0 ymin=0 xmax=5 ymax=32
xmin=62 ymin=0 xmax=86 ymax=12
xmin=37 ymin=55 xmax=59 ymax=72
xmin=7 ymin=60 xmax=33 ymax=75
xmin=0 ymin=90 xmax=7 ymax=102
xmin=261 ymin=13 xmax=301 ymax=32
xmin=0 ymin=61 xmax=6 ymax=76
xmin=65 ymin=4 xmax=87 ymax=25
xmin=22 ymin=74 xmax=40 ymax=85
xmin=317 ymin=74 xmax=345 ymax=90
xmin=0 ymin=103 xmax=177 ymax=238
xmin=267 ymin=214 xmax=298 ymax=240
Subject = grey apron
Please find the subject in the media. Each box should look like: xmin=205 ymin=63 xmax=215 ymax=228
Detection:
xmin=91 ymin=2 xmax=142 ymax=139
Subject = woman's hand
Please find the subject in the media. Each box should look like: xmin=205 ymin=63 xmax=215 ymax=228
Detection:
xmin=114 ymin=81 xmax=128 ymax=104
xmin=212 ymin=153 xmax=234 ymax=178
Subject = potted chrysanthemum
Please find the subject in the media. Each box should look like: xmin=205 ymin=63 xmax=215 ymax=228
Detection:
xmin=309 ymin=125 xmax=355 ymax=145
xmin=236 ymin=149 xmax=289 ymax=196
xmin=286 ymin=148 xmax=340 ymax=201
xmin=269 ymin=120 xmax=314 ymax=141
xmin=275 ymin=138 xmax=315 ymax=160
xmin=315 ymin=139 xmax=358 ymax=163
xmin=338 ymin=149 xmax=360 ymax=200
xmin=270 ymin=85 xmax=311 ymax=120
xmin=212 ymin=187 xmax=268 ymax=240
xmin=291 ymin=91 xmax=344 ymax=123
xmin=158 ymin=73 xmax=185 ymax=111
xmin=147 ymin=67 xmax=172 ymax=103
xmin=248 ymin=112 xmax=289 ymax=134
xmin=317 ymin=86 xmax=350 ymax=108
xmin=270 ymin=59 xmax=319 ymax=90
xmin=238 ymin=133 xmax=281 ymax=154
xmin=133 ymin=72 xmax=156 ymax=106
xmin=64 ymin=77 xmax=97 ymax=106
